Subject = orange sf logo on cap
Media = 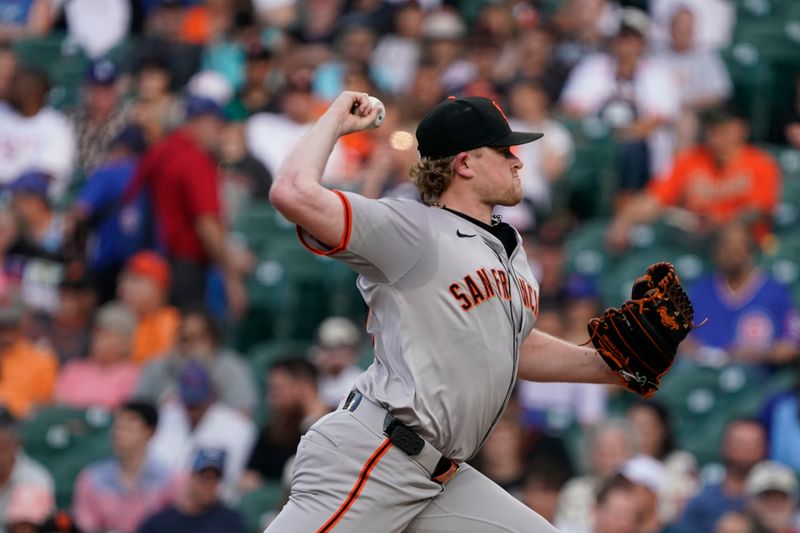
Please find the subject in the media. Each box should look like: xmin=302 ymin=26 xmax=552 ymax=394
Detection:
xmin=491 ymin=100 xmax=509 ymax=124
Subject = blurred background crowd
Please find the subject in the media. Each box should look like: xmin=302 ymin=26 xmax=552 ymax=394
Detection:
xmin=0 ymin=0 xmax=798 ymax=531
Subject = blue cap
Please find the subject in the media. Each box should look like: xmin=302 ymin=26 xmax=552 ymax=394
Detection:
xmin=192 ymin=447 xmax=226 ymax=475
xmin=185 ymin=94 xmax=225 ymax=120
xmin=178 ymin=361 xmax=214 ymax=406
xmin=86 ymin=59 xmax=118 ymax=85
xmin=8 ymin=171 xmax=51 ymax=199
xmin=111 ymin=124 xmax=147 ymax=154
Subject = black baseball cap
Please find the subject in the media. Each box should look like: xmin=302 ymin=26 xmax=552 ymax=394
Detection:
xmin=416 ymin=96 xmax=543 ymax=159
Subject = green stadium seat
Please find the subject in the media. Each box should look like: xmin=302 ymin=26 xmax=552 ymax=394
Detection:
xmin=238 ymin=482 xmax=285 ymax=532
xmin=564 ymin=218 xmax=611 ymax=277
xmin=21 ymin=406 xmax=113 ymax=509
xmin=658 ymin=364 xmax=795 ymax=466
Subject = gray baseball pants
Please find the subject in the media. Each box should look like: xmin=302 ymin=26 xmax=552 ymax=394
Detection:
xmin=264 ymin=395 xmax=558 ymax=532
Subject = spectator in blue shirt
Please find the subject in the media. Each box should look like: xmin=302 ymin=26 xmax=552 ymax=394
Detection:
xmin=677 ymin=418 xmax=767 ymax=533
xmin=137 ymin=447 xmax=246 ymax=533
xmin=759 ymin=381 xmax=800 ymax=474
xmin=684 ymin=222 xmax=800 ymax=368
xmin=68 ymin=124 xmax=152 ymax=303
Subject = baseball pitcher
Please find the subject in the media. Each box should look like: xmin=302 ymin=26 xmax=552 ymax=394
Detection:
xmin=265 ymin=92 xmax=696 ymax=532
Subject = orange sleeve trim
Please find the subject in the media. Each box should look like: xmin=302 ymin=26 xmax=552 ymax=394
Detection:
xmin=296 ymin=190 xmax=353 ymax=256
xmin=316 ymin=437 xmax=393 ymax=532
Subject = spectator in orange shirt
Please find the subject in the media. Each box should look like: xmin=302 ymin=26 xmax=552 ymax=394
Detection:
xmin=117 ymin=252 xmax=180 ymax=365
xmin=607 ymin=105 xmax=780 ymax=250
xmin=0 ymin=290 xmax=57 ymax=419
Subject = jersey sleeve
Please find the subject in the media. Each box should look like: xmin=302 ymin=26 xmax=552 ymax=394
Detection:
xmin=297 ymin=191 xmax=430 ymax=284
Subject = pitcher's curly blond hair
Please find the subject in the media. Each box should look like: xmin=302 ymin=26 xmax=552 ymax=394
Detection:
xmin=409 ymin=155 xmax=456 ymax=204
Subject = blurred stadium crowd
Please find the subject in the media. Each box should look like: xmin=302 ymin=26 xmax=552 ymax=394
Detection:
xmin=0 ymin=0 xmax=798 ymax=531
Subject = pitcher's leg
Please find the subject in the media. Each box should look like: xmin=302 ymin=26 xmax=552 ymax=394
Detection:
xmin=265 ymin=411 xmax=440 ymax=533
xmin=406 ymin=464 xmax=559 ymax=533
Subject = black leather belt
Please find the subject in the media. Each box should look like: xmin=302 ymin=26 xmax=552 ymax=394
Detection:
xmin=343 ymin=390 xmax=460 ymax=484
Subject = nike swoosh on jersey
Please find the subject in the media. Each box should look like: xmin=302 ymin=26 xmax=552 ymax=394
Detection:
xmin=456 ymin=230 xmax=476 ymax=238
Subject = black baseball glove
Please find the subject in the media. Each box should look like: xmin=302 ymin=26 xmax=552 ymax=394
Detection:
xmin=587 ymin=262 xmax=697 ymax=398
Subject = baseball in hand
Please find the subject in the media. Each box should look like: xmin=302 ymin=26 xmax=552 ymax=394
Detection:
xmin=352 ymin=95 xmax=385 ymax=128
xmin=368 ymin=96 xmax=385 ymax=128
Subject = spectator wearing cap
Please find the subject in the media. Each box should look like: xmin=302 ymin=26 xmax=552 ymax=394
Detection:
xmin=54 ymin=302 xmax=140 ymax=409
xmin=135 ymin=307 xmax=257 ymax=414
xmin=68 ymin=59 xmax=133 ymax=176
xmin=658 ymin=6 xmax=732 ymax=150
xmin=73 ymin=401 xmax=180 ymax=533
xmin=68 ymin=124 xmax=152 ymax=303
xmin=683 ymin=222 xmax=800 ymax=367
xmin=3 ymin=173 xmax=72 ymax=321
xmin=618 ymin=455 xmax=666 ymax=533
xmin=137 ymin=448 xmax=246 ymax=533
xmin=607 ymin=105 xmax=781 ymax=251
xmin=117 ymin=251 xmax=180 ymax=365
xmin=743 ymin=461 xmax=800 ymax=533
xmin=678 ymin=418 xmax=767 ymax=533
xmin=240 ymin=356 xmax=329 ymax=492
xmin=246 ymin=69 xmax=348 ymax=183
xmin=5 ymin=483 xmax=54 ymax=533
xmin=560 ymin=7 xmax=680 ymax=197
xmin=126 ymin=85 xmax=247 ymax=317
xmin=7 ymin=171 xmax=64 ymax=257
xmin=147 ymin=361 xmax=256 ymax=504
xmin=0 ymin=407 xmax=54 ymax=527
xmin=312 ymin=317 xmax=363 ymax=408
xmin=0 ymin=290 xmax=57 ymax=419
xmin=0 ymin=66 xmax=75 ymax=199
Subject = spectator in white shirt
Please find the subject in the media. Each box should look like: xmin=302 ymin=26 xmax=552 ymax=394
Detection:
xmin=246 ymin=71 xmax=347 ymax=184
xmin=0 ymin=67 xmax=75 ymax=200
xmin=560 ymin=8 xmax=679 ymax=198
xmin=370 ymin=0 xmax=423 ymax=95
xmin=659 ymin=6 xmax=732 ymax=149
xmin=147 ymin=361 xmax=256 ymax=505
xmin=649 ymin=0 xmax=735 ymax=52
xmin=52 ymin=0 xmax=130 ymax=59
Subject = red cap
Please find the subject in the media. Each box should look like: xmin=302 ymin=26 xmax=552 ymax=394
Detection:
xmin=125 ymin=251 xmax=171 ymax=292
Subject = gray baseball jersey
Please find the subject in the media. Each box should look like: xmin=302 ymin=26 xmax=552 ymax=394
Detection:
xmin=298 ymin=191 xmax=540 ymax=462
